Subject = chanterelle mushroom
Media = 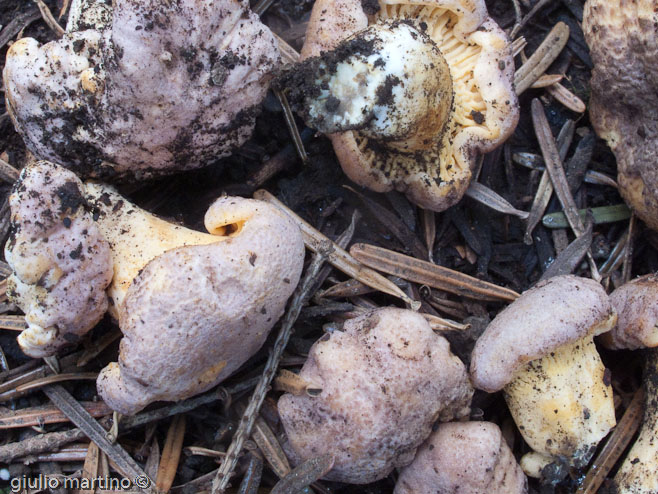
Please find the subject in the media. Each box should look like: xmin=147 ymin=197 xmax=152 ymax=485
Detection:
xmin=394 ymin=422 xmax=528 ymax=494
xmin=278 ymin=307 xmax=473 ymax=484
xmin=4 ymin=0 xmax=280 ymax=179
xmin=5 ymin=161 xmax=113 ymax=357
xmin=282 ymin=0 xmax=518 ymax=212
xmin=6 ymin=161 xmax=305 ymax=414
xmin=583 ymin=0 xmax=658 ymax=231
xmin=470 ymin=275 xmax=617 ymax=478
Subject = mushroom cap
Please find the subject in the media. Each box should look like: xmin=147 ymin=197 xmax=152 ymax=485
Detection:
xmin=394 ymin=421 xmax=528 ymax=494
xmin=97 ymin=197 xmax=305 ymax=414
xmin=3 ymin=0 xmax=280 ymax=179
xmin=278 ymin=307 xmax=473 ymax=484
xmin=583 ymin=0 xmax=658 ymax=231
xmin=602 ymin=274 xmax=658 ymax=350
xmin=470 ymin=275 xmax=615 ymax=392
xmin=300 ymin=0 xmax=519 ymax=212
xmin=4 ymin=161 xmax=113 ymax=357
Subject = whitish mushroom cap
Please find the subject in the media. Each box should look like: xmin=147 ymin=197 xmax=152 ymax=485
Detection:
xmin=583 ymin=0 xmax=658 ymax=231
xmin=394 ymin=422 xmax=528 ymax=494
xmin=4 ymin=0 xmax=280 ymax=179
xmin=602 ymin=274 xmax=658 ymax=350
xmin=299 ymin=0 xmax=518 ymax=212
xmin=278 ymin=307 xmax=473 ymax=484
xmin=470 ymin=275 xmax=615 ymax=392
xmin=97 ymin=197 xmax=305 ymax=414
xmin=4 ymin=161 xmax=113 ymax=357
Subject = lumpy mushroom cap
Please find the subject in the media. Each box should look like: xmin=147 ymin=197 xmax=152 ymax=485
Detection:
xmin=583 ymin=0 xmax=658 ymax=231
xmin=470 ymin=275 xmax=616 ymax=392
xmin=394 ymin=421 xmax=528 ymax=494
xmin=602 ymin=274 xmax=658 ymax=350
xmin=298 ymin=0 xmax=518 ymax=212
xmin=4 ymin=161 xmax=113 ymax=357
xmin=278 ymin=307 xmax=473 ymax=484
xmin=4 ymin=0 xmax=280 ymax=179
xmin=97 ymin=196 xmax=305 ymax=414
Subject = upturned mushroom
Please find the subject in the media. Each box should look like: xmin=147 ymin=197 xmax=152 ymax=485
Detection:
xmin=6 ymin=161 xmax=305 ymax=414
xmin=470 ymin=275 xmax=617 ymax=478
xmin=394 ymin=421 xmax=528 ymax=494
xmin=4 ymin=0 xmax=280 ymax=179
xmin=583 ymin=0 xmax=658 ymax=231
xmin=4 ymin=161 xmax=113 ymax=357
xmin=278 ymin=307 xmax=473 ymax=484
xmin=281 ymin=0 xmax=518 ymax=212
xmin=596 ymin=275 xmax=658 ymax=493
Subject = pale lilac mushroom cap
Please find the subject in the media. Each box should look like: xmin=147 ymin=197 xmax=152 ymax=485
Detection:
xmin=394 ymin=422 xmax=528 ymax=494
xmin=471 ymin=275 xmax=615 ymax=393
xmin=4 ymin=161 xmax=113 ymax=357
xmin=97 ymin=196 xmax=305 ymax=414
xmin=278 ymin=307 xmax=473 ymax=484
xmin=3 ymin=0 xmax=280 ymax=180
xmin=601 ymin=274 xmax=658 ymax=350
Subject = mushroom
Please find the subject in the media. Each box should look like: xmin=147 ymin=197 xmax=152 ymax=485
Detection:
xmin=278 ymin=307 xmax=473 ymax=484
xmin=3 ymin=0 xmax=280 ymax=179
xmin=394 ymin=421 xmax=528 ymax=494
xmin=583 ymin=0 xmax=658 ymax=231
xmin=470 ymin=275 xmax=617 ymax=478
xmin=595 ymin=275 xmax=658 ymax=493
xmin=6 ymin=161 xmax=305 ymax=414
xmin=600 ymin=274 xmax=658 ymax=351
xmin=4 ymin=161 xmax=113 ymax=357
xmin=282 ymin=0 xmax=518 ymax=212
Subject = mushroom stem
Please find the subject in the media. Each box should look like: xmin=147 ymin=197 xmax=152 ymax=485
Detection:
xmin=287 ymin=21 xmax=453 ymax=152
xmin=613 ymin=347 xmax=658 ymax=494
xmin=504 ymin=333 xmax=616 ymax=477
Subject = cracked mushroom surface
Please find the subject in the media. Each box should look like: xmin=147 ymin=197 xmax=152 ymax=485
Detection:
xmin=3 ymin=0 xmax=280 ymax=180
xmin=470 ymin=275 xmax=617 ymax=477
xmin=394 ymin=421 xmax=528 ymax=494
xmin=4 ymin=161 xmax=113 ymax=358
xmin=583 ymin=0 xmax=658 ymax=231
xmin=287 ymin=0 xmax=518 ymax=211
xmin=278 ymin=307 xmax=473 ymax=484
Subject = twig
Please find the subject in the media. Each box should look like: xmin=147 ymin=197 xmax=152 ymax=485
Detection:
xmin=510 ymin=0 xmax=554 ymax=38
xmin=515 ymin=23 xmax=570 ymax=95
xmin=15 ymin=371 xmax=97 ymax=392
xmin=33 ymin=0 xmax=66 ymax=37
xmin=576 ymin=387 xmax=644 ymax=494
xmin=0 ymin=7 xmax=41 ymax=50
xmin=254 ymin=189 xmax=417 ymax=307
xmin=0 ymin=401 xmax=111 ymax=429
xmin=531 ymin=99 xmax=600 ymax=281
xmin=274 ymin=89 xmax=308 ymax=164
xmin=211 ymin=246 xmax=331 ymax=493
xmin=43 ymin=385 xmax=154 ymax=491
xmin=349 ymin=243 xmax=520 ymax=302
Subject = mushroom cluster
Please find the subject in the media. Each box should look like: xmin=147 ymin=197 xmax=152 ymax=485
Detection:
xmin=281 ymin=0 xmax=519 ymax=212
xmin=4 ymin=0 xmax=280 ymax=179
xmin=6 ymin=161 xmax=305 ymax=414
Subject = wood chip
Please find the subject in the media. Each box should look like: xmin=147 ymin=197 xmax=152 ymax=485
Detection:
xmin=0 ymin=401 xmax=112 ymax=429
xmin=531 ymin=99 xmax=600 ymax=280
xmin=251 ymin=414 xmax=291 ymax=478
xmin=156 ymin=414 xmax=187 ymax=493
xmin=271 ymin=454 xmax=334 ymax=494
xmin=465 ymin=182 xmax=529 ymax=219
xmin=349 ymin=243 xmax=519 ymax=302
xmin=43 ymin=385 xmax=155 ymax=492
xmin=576 ymin=387 xmax=644 ymax=494
xmin=547 ymin=82 xmax=586 ymax=113
xmin=253 ymin=189 xmax=417 ymax=308
xmin=273 ymin=369 xmax=322 ymax=397
xmin=515 ymin=22 xmax=570 ymax=95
